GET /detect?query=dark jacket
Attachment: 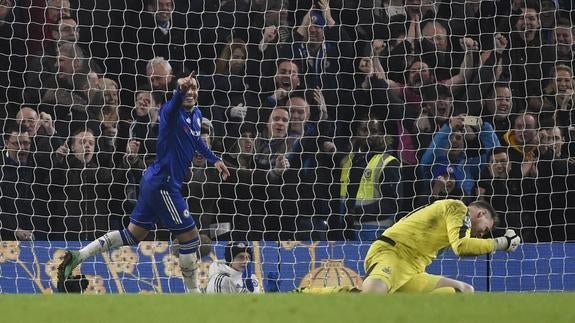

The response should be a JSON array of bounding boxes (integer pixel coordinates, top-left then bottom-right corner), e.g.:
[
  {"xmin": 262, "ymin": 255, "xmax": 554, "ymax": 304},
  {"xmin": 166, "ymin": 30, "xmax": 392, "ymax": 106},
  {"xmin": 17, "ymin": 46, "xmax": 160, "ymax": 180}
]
[{"xmin": 48, "ymin": 155, "xmax": 117, "ymax": 240}]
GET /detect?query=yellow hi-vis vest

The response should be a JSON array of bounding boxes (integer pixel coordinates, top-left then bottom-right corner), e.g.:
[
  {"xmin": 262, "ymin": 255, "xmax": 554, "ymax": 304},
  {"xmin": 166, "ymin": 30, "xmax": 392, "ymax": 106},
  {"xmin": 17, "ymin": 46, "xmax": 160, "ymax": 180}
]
[
  {"xmin": 339, "ymin": 153, "xmax": 354, "ymax": 198},
  {"xmin": 355, "ymin": 153, "xmax": 398, "ymax": 206}
]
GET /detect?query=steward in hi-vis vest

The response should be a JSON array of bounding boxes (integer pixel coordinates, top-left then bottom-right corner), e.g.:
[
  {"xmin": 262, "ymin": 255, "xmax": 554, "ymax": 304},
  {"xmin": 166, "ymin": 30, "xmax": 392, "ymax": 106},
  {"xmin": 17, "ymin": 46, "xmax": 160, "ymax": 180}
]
[{"xmin": 354, "ymin": 152, "xmax": 403, "ymax": 225}]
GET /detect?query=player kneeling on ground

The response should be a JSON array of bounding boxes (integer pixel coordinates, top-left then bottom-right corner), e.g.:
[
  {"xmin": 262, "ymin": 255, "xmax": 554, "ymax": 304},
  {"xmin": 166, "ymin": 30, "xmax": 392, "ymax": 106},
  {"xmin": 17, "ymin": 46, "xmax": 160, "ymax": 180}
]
[
  {"xmin": 206, "ymin": 242, "xmax": 260, "ymax": 293},
  {"xmin": 362, "ymin": 199, "xmax": 520, "ymax": 294}
]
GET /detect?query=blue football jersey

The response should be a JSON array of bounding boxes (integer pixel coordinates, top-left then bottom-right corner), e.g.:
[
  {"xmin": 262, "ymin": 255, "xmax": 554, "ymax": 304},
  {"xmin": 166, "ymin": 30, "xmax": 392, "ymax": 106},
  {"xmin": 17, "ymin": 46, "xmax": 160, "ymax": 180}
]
[{"xmin": 144, "ymin": 89, "xmax": 220, "ymax": 188}]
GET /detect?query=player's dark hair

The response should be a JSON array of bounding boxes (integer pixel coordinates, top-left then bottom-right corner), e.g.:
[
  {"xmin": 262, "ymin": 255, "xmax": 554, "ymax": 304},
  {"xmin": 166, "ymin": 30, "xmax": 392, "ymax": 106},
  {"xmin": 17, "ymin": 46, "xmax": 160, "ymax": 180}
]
[
  {"xmin": 470, "ymin": 200, "xmax": 500, "ymax": 227},
  {"xmin": 224, "ymin": 242, "xmax": 252, "ymax": 264}
]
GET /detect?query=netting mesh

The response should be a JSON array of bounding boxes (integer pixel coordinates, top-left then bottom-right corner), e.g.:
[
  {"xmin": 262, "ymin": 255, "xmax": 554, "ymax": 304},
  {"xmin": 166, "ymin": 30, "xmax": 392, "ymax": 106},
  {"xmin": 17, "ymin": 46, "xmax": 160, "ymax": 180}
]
[{"xmin": 1, "ymin": 0, "xmax": 575, "ymax": 293}]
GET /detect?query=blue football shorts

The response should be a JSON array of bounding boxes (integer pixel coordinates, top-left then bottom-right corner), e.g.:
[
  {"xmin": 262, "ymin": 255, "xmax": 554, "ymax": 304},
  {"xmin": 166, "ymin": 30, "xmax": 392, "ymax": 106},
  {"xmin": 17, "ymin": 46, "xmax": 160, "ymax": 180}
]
[{"xmin": 130, "ymin": 174, "xmax": 196, "ymax": 234}]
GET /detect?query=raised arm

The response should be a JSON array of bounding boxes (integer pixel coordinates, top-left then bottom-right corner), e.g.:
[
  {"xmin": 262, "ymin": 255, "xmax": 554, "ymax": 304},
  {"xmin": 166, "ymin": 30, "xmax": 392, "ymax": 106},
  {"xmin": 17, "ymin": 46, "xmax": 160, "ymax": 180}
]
[
  {"xmin": 370, "ymin": 40, "xmax": 402, "ymax": 93},
  {"xmin": 160, "ymin": 72, "xmax": 196, "ymax": 120},
  {"xmin": 445, "ymin": 203, "xmax": 496, "ymax": 256},
  {"xmin": 443, "ymin": 37, "xmax": 477, "ymax": 91}
]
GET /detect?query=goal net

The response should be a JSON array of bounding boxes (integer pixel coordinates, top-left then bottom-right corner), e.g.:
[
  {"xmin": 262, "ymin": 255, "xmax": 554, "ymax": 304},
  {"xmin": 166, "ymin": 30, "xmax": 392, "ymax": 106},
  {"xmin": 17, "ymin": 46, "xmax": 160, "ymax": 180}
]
[{"xmin": 1, "ymin": 0, "xmax": 574, "ymax": 293}]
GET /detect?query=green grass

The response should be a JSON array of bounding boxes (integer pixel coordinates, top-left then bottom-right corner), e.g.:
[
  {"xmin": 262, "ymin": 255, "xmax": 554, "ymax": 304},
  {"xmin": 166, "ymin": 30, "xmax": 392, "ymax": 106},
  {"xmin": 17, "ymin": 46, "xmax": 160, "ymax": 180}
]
[{"xmin": 1, "ymin": 293, "xmax": 574, "ymax": 323}]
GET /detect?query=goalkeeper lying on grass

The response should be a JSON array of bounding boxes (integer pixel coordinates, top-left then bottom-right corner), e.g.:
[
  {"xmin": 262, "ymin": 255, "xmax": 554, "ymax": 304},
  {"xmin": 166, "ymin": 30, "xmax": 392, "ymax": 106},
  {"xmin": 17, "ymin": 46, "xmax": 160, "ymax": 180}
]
[{"xmin": 360, "ymin": 199, "xmax": 520, "ymax": 294}]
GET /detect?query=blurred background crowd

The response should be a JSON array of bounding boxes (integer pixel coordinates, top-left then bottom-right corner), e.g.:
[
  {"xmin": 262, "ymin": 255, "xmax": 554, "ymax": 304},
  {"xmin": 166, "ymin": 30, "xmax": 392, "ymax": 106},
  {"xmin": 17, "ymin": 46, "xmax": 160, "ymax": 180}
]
[{"xmin": 1, "ymin": 0, "xmax": 575, "ymax": 242}]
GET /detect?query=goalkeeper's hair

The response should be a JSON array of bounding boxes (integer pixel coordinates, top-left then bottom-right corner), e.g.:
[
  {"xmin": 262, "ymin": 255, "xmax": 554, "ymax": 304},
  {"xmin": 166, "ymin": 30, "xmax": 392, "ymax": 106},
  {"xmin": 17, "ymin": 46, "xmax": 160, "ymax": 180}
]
[{"xmin": 469, "ymin": 200, "xmax": 500, "ymax": 227}]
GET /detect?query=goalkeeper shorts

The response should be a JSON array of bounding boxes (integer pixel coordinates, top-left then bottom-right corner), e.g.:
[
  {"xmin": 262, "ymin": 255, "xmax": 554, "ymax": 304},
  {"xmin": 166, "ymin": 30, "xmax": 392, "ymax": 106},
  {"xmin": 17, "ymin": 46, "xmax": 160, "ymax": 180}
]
[{"xmin": 364, "ymin": 238, "xmax": 441, "ymax": 293}]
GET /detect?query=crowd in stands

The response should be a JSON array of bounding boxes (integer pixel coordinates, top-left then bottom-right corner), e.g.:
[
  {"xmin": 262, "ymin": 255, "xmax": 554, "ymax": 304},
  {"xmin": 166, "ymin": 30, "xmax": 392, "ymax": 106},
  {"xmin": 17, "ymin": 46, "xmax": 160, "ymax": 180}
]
[{"xmin": 1, "ymin": 0, "xmax": 575, "ymax": 242}]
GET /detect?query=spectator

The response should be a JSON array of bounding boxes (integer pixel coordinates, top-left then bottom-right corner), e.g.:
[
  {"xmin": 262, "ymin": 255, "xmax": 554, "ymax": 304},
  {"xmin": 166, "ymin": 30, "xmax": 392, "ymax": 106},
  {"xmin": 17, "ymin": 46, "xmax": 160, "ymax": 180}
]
[
  {"xmin": 25, "ymin": 15, "xmax": 81, "ymax": 105},
  {"xmin": 292, "ymin": 0, "xmax": 355, "ymax": 109},
  {"xmin": 249, "ymin": 106, "xmax": 297, "ymax": 239},
  {"xmin": 261, "ymin": 59, "xmax": 301, "ymax": 109},
  {"xmin": 47, "ymin": 127, "xmax": 117, "ymax": 240},
  {"xmin": 0, "ymin": 123, "xmax": 35, "ymax": 240},
  {"xmin": 530, "ymin": 64, "xmax": 574, "ymax": 115},
  {"xmin": 0, "ymin": 0, "xmax": 27, "ymax": 107},
  {"xmin": 219, "ymin": 124, "xmax": 257, "ymax": 238},
  {"xmin": 253, "ymin": 0, "xmax": 293, "ymax": 74},
  {"xmin": 44, "ymin": 0, "xmax": 72, "ymax": 41},
  {"xmin": 15, "ymin": 106, "xmax": 63, "ymax": 164},
  {"xmin": 353, "ymin": 118, "xmax": 404, "ymax": 241},
  {"xmin": 118, "ymin": 86, "xmax": 159, "ymax": 170},
  {"xmin": 351, "ymin": 40, "xmax": 405, "ymax": 166},
  {"xmin": 287, "ymin": 95, "xmax": 311, "ymax": 138},
  {"xmin": 420, "ymin": 114, "xmax": 501, "ymax": 198},
  {"xmin": 483, "ymin": 83, "xmax": 513, "ymax": 141},
  {"xmin": 535, "ymin": 126, "xmax": 572, "ymax": 241},
  {"xmin": 222, "ymin": 124, "xmax": 256, "ymax": 170},
  {"xmin": 477, "ymin": 147, "xmax": 520, "ymax": 235},
  {"xmin": 404, "ymin": 0, "xmax": 436, "ymax": 20},
  {"xmin": 553, "ymin": 17, "xmax": 575, "ymax": 68},
  {"xmin": 540, "ymin": 0, "xmax": 558, "ymax": 44},
  {"xmin": 378, "ymin": 36, "xmax": 477, "ymax": 167},
  {"xmin": 416, "ymin": 84, "xmax": 453, "ymax": 152},
  {"xmin": 40, "ymin": 42, "xmax": 98, "ymax": 137},
  {"xmin": 122, "ymin": 0, "xmax": 191, "ymax": 79},
  {"xmin": 502, "ymin": 113, "xmax": 539, "ymax": 179},
  {"xmin": 218, "ymin": 122, "xmax": 293, "ymax": 240},
  {"xmin": 52, "ymin": 15, "xmax": 79, "ymax": 42},
  {"xmin": 502, "ymin": 0, "xmax": 556, "ymax": 112},
  {"xmin": 197, "ymin": 38, "xmax": 261, "ymax": 149},
  {"xmin": 285, "ymin": 91, "xmax": 334, "ymax": 239},
  {"xmin": 500, "ymin": 113, "xmax": 540, "ymax": 241},
  {"xmin": 330, "ymin": 115, "xmax": 372, "ymax": 239},
  {"xmin": 146, "ymin": 56, "xmax": 175, "ymax": 105},
  {"xmin": 191, "ymin": 0, "xmax": 250, "ymax": 74},
  {"xmin": 254, "ymin": 106, "xmax": 294, "ymax": 170},
  {"xmin": 94, "ymin": 77, "xmax": 120, "ymax": 166}
]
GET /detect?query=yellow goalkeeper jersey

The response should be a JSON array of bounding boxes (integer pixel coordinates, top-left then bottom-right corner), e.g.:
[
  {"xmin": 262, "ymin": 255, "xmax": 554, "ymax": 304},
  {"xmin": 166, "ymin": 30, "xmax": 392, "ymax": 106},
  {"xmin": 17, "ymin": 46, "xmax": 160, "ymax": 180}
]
[{"xmin": 383, "ymin": 199, "xmax": 495, "ymax": 267}]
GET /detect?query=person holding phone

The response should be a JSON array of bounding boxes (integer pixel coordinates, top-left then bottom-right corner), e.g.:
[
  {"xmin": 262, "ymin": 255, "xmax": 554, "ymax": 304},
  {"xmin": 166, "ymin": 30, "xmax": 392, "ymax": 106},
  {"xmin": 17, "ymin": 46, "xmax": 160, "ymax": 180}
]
[{"xmin": 420, "ymin": 113, "xmax": 500, "ymax": 198}]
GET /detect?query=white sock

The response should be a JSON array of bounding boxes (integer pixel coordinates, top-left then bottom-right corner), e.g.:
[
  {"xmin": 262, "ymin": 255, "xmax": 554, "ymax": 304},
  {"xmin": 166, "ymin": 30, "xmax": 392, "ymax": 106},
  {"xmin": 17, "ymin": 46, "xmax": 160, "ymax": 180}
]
[
  {"xmin": 179, "ymin": 252, "xmax": 199, "ymax": 292},
  {"xmin": 78, "ymin": 231, "xmax": 125, "ymax": 262}
]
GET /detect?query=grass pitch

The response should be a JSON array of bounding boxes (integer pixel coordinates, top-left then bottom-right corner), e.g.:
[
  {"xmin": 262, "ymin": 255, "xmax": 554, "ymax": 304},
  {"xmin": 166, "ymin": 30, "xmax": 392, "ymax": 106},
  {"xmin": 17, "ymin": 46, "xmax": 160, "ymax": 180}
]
[{"xmin": 1, "ymin": 293, "xmax": 573, "ymax": 323}]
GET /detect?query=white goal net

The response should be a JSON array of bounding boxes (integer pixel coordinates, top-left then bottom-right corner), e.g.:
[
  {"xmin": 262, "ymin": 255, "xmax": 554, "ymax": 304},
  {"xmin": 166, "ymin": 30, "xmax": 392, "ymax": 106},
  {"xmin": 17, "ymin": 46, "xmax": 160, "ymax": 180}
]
[{"xmin": 1, "ymin": 0, "xmax": 574, "ymax": 293}]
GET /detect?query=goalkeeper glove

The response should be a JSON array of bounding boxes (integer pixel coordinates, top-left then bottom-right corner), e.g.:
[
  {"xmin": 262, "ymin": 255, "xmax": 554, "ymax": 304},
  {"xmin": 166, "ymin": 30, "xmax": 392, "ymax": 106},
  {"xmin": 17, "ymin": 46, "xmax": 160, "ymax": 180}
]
[{"xmin": 494, "ymin": 229, "xmax": 521, "ymax": 252}]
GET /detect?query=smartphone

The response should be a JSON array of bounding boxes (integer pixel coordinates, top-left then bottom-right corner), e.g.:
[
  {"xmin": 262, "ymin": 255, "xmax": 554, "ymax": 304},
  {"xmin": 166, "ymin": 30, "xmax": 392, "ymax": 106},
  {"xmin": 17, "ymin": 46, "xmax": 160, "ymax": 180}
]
[{"xmin": 463, "ymin": 115, "xmax": 482, "ymax": 128}]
